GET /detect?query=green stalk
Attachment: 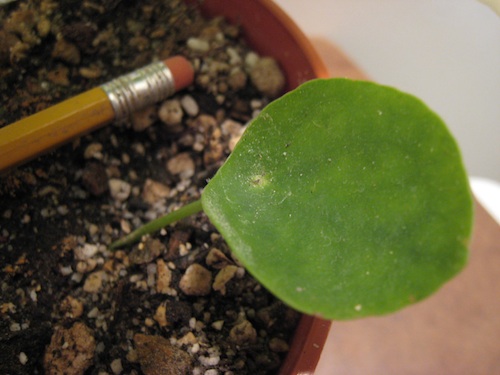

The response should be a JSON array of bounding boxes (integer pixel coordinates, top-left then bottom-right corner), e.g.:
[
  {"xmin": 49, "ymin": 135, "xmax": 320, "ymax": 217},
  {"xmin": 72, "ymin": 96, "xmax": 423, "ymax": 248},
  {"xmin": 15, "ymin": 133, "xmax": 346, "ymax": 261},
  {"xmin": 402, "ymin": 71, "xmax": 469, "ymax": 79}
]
[{"xmin": 109, "ymin": 199, "xmax": 203, "ymax": 250}]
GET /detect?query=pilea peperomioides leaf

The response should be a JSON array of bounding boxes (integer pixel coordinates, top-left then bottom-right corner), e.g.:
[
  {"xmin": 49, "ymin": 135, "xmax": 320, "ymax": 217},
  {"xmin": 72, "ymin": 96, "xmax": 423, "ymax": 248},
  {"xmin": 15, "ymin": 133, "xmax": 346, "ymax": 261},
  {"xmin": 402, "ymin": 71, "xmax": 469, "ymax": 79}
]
[{"xmin": 201, "ymin": 78, "xmax": 473, "ymax": 320}]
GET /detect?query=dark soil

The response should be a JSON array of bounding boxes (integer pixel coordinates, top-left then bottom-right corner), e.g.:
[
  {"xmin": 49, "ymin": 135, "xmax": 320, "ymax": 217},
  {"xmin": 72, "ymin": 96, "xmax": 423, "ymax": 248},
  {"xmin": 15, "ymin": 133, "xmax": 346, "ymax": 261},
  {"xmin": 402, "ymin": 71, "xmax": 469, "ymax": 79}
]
[{"xmin": 0, "ymin": 1, "xmax": 297, "ymax": 374}]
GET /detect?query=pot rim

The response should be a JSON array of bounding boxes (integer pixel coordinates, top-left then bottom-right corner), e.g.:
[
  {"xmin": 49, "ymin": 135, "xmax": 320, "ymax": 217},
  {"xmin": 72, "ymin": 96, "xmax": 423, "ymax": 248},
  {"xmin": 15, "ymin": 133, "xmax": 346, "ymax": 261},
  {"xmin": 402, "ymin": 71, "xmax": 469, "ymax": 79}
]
[{"xmin": 2, "ymin": 0, "xmax": 333, "ymax": 372}]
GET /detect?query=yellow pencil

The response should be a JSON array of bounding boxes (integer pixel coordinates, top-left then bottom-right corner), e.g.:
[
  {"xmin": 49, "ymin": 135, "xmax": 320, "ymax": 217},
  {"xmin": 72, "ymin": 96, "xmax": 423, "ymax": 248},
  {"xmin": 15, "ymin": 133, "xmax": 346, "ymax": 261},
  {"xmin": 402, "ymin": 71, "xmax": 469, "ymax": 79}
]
[{"xmin": 0, "ymin": 56, "xmax": 194, "ymax": 174}]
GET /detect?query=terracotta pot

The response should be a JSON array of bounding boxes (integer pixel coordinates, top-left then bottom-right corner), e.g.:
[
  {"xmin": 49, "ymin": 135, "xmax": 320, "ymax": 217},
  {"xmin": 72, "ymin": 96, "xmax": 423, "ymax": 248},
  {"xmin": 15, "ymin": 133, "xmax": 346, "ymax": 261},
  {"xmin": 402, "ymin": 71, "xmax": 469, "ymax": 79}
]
[
  {"xmin": 2, "ymin": 0, "xmax": 331, "ymax": 372},
  {"xmin": 193, "ymin": 1, "xmax": 332, "ymax": 374}
]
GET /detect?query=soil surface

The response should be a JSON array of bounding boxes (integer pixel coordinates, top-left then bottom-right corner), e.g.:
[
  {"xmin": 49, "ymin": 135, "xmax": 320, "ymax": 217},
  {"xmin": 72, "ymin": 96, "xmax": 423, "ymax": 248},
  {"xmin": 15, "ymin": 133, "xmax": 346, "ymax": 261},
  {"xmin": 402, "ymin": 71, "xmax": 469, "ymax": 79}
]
[{"xmin": 0, "ymin": 1, "xmax": 298, "ymax": 374}]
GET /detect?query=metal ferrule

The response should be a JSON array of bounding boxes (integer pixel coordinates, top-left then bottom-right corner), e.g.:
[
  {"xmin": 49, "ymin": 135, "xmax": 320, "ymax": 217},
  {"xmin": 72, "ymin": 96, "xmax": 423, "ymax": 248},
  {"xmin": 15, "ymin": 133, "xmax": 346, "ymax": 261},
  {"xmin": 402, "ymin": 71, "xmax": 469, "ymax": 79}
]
[{"xmin": 101, "ymin": 61, "xmax": 175, "ymax": 120}]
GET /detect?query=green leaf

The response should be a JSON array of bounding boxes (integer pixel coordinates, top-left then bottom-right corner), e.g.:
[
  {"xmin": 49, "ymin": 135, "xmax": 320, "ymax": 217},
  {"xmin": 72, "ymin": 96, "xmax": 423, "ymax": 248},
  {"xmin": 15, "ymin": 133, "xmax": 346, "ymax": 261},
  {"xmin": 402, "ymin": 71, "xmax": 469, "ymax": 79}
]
[{"xmin": 202, "ymin": 78, "xmax": 473, "ymax": 320}]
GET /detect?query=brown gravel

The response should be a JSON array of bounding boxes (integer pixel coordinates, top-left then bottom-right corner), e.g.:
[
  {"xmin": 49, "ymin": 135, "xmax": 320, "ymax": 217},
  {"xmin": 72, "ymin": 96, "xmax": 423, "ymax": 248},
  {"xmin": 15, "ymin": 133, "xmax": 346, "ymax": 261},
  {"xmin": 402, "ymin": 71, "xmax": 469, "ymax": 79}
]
[
  {"xmin": 0, "ymin": 1, "xmax": 299, "ymax": 374},
  {"xmin": 134, "ymin": 333, "xmax": 193, "ymax": 375},
  {"xmin": 43, "ymin": 322, "xmax": 96, "ymax": 375}
]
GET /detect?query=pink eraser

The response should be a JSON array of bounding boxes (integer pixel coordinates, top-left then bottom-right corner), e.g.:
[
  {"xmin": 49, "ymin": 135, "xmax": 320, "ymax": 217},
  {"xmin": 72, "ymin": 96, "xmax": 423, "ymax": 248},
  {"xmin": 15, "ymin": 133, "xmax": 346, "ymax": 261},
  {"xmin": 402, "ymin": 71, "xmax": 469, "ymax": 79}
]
[{"xmin": 164, "ymin": 56, "xmax": 194, "ymax": 92}]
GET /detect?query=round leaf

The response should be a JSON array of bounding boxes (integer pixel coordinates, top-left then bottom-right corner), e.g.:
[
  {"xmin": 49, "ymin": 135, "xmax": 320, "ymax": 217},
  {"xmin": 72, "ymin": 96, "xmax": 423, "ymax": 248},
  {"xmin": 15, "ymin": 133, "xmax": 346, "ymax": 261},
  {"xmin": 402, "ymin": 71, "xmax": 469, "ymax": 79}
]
[{"xmin": 201, "ymin": 79, "xmax": 473, "ymax": 320}]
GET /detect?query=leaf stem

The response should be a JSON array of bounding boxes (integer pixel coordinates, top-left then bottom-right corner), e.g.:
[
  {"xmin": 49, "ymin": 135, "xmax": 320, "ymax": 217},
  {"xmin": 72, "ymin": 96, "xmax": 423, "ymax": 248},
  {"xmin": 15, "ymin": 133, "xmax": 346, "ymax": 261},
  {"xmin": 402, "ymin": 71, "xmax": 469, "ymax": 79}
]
[{"xmin": 109, "ymin": 199, "xmax": 203, "ymax": 250}]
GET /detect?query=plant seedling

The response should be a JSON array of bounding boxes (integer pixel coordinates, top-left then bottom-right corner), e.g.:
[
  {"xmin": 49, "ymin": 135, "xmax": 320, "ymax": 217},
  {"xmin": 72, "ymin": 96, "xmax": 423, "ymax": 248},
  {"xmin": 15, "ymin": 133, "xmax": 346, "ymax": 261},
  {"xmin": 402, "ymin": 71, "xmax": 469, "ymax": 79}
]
[{"xmin": 110, "ymin": 78, "xmax": 473, "ymax": 320}]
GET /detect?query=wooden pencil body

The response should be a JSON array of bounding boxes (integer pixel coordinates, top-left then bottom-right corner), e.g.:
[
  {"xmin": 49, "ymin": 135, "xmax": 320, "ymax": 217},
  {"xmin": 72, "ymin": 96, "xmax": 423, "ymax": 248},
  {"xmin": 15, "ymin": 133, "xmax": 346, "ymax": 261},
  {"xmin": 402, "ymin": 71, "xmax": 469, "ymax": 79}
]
[{"xmin": 0, "ymin": 87, "xmax": 114, "ymax": 173}]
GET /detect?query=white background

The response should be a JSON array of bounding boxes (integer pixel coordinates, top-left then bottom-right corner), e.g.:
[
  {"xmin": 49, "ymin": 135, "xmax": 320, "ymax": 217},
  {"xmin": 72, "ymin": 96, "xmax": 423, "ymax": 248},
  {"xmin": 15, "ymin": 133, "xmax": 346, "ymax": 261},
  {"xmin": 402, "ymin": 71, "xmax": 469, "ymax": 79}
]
[{"xmin": 275, "ymin": 0, "xmax": 500, "ymax": 183}]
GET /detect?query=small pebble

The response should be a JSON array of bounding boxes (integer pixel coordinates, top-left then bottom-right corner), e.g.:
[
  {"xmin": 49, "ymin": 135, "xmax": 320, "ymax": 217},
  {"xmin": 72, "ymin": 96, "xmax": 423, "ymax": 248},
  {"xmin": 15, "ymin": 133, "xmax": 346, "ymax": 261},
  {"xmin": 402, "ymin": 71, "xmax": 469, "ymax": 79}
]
[
  {"xmin": 40, "ymin": 207, "xmax": 55, "ymax": 218},
  {"xmin": 226, "ymin": 47, "xmax": 242, "ymax": 65},
  {"xmin": 200, "ymin": 25, "xmax": 221, "ymax": 41},
  {"xmin": 228, "ymin": 68, "xmax": 247, "ymax": 91},
  {"xmin": 156, "ymin": 259, "xmax": 176, "ymax": 295},
  {"xmin": 142, "ymin": 179, "xmax": 170, "ymax": 205},
  {"xmin": 250, "ymin": 99, "xmax": 264, "ymax": 110},
  {"xmin": 129, "ymin": 35, "xmax": 150, "ymax": 51},
  {"xmin": 46, "ymin": 66, "xmax": 70, "ymax": 86},
  {"xmin": 43, "ymin": 322, "xmax": 96, "ymax": 375},
  {"xmin": 57, "ymin": 205, "xmax": 69, "ymax": 215},
  {"xmin": 60, "ymin": 295, "xmax": 84, "ymax": 319},
  {"xmin": 79, "ymin": 66, "xmax": 102, "ymax": 79},
  {"xmin": 229, "ymin": 320, "xmax": 257, "ymax": 345},
  {"xmin": 212, "ymin": 265, "xmax": 238, "ymax": 295},
  {"xmin": 166, "ymin": 152, "xmax": 195, "ymax": 179},
  {"xmin": 177, "ymin": 332, "xmax": 197, "ymax": 346},
  {"xmin": 121, "ymin": 153, "xmax": 130, "ymax": 165},
  {"xmin": 84, "ymin": 143, "xmax": 103, "ymax": 160},
  {"xmin": 132, "ymin": 142, "xmax": 146, "ymax": 156},
  {"xmin": 205, "ymin": 248, "xmax": 232, "ymax": 269},
  {"xmin": 211, "ymin": 320, "xmax": 224, "ymax": 331},
  {"xmin": 59, "ymin": 265, "xmax": 73, "ymax": 276},
  {"xmin": 199, "ymin": 355, "xmax": 220, "ymax": 367},
  {"xmin": 0, "ymin": 30, "xmax": 19, "ymax": 65},
  {"xmin": 250, "ymin": 57, "xmax": 285, "ymax": 98},
  {"xmin": 132, "ymin": 106, "xmax": 157, "ymax": 132},
  {"xmin": 245, "ymin": 51, "xmax": 259, "ymax": 69},
  {"xmin": 126, "ymin": 349, "xmax": 138, "ymax": 363},
  {"xmin": 71, "ymin": 273, "xmax": 83, "ymax": 283},
  {"xmin": 221, "ymin": 119, "xmax": 244, "ymax": 137},
  {"xmin": 1, "ymin": 302, "xmax": 16, "ymax": 314},
  {"xmin": 76, "ymin": 259, "xmax": 97, "ymax": 274},
  {"xmin": 129, "ymin": 238, "xmax": 165, "ymax": 265},
  {"xmin": 180, "ymin": 95, "xmax": 199, "ymax": 117},
  {"xmin": 154, "ymin": 303, "xmax": 168, "ymax": 327},
  {"xmin": 228, "ymin": 134, "xmax": 242, "ymax": 151},
  {"xmin": 191, "ymin": 114, "xmax": 217, "ymax": 132},
  {"xmin": 134, "ymin": 333, "xmax": 192, "ymax": 375},
  {"xmin": 36, "ymin": 17, "xmax": 51, "ymax": 37},
  {"xmin": 158, "ymin": 99, "xmax": 183, "ymax": 126},
  {"xmin": 19, "ymin": 352, "xmax": 28, "ymax": 365},
  {"xmin": 203, "ymin": 128, "xmax": 224, "ymax": 166},
  {"xmin": 146, "ymin": 263, "xmax": 157, "ymax": 287},
  {"xmin": 187, "ymin": 37, "xmax": 210, "ymax": 52},
  {"xmin": 269, "ymin": 337, "xmax": 289, "ymax": 353},
  {"xmin": 83, "ymin": 271, "xmax": 105, "ymax": 293},
  {"xmin": 52, "ymin": 38, "xmax": 81, "ymax": 65},
  {"xmin": 81, "ymin": 162, "xmax": 108, "ymax": 196},
  {"xmin": 74, "ymin": 243, "xmax": 99, "ymax": 260},
  {"xmin": 110, "ymin": 358, "xmax": 123, "ymax": 374},
  {"xmin": 179, "ymin": 264, "xmax": 212, "ymax": 296},
  {"xmin": 108, "ymin": 179, "xmax": 131, "ymax": 202},
  {"xmin": 95, "ymin": 342, "xmax": 105, "ymax": 354}
]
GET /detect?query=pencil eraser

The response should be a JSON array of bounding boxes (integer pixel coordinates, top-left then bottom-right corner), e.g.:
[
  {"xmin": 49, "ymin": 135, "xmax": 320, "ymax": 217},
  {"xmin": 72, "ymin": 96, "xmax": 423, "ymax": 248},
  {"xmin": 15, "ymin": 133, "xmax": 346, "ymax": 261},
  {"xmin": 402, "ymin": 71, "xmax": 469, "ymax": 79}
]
[{"xmin": 164, "ymin": 56, "xmax": 194, "ymax": 92}]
